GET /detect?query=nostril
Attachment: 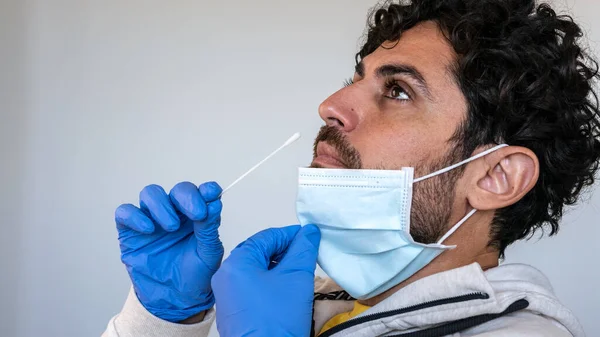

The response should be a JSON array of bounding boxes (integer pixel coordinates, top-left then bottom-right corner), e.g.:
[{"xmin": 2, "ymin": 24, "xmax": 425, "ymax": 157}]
[{"xmin": 327, "ymin": 117, "xmax": 345, "ymax": 129}]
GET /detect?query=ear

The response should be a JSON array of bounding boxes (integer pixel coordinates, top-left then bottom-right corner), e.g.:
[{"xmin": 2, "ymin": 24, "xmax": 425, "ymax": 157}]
[{"xmin": 467, "ymin": 146, "xmax": 539, "ymax": 211}]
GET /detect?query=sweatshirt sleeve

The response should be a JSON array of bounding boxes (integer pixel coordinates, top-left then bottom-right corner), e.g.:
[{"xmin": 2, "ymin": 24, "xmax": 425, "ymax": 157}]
[{"xmin": 102, "ymin": 288, "xmax": 214, "ymax": 337}]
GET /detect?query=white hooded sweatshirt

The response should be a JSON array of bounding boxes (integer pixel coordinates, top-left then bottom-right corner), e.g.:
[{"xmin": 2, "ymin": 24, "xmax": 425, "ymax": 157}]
[{"xmin": 103, "ymin": 263, "xmax": 585, "ymax": 337}]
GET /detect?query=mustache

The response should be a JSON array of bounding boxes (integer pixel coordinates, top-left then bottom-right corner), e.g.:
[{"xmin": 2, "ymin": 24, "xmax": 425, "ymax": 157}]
[{"xmin": 313, "ymin": 126, "xmax": 362, "ymax": 169}]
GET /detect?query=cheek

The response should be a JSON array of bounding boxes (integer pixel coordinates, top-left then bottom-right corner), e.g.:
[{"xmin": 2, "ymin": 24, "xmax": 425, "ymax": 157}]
[{"xmin": 353, "ymin": 126, "xmax": 425, "ymax": 169}]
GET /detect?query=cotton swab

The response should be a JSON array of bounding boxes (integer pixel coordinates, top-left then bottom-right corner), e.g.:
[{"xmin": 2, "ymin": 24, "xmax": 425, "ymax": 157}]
[{"xmin": 220, "ymin": 132, "xmax": 301, "ymax": 196}]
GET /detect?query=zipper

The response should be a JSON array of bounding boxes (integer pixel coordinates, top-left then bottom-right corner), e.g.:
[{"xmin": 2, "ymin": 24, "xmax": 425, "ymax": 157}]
[
  {"xmin": 387, "ymin": 299, "xmax": 529, "ymax": 337},
  {"xmin": 318, "ymin": 292, "xmax": 490, "ymax": 337}
]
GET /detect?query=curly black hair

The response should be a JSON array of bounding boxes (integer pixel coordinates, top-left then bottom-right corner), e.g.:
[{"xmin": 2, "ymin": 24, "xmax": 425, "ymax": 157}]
[{"xmin": 358, "ymin": 0, "xmax": 600, "ymax": 256}]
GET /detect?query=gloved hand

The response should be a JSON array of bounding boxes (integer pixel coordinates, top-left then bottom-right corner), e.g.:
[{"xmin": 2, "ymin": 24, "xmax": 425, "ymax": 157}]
[
  {"xmin": 212, "ymin": 225, "xmax": 321, "ymax": 337},
  {"xmin": 115, "ymin": 181, "xmax": 224, "ymax": 322}
]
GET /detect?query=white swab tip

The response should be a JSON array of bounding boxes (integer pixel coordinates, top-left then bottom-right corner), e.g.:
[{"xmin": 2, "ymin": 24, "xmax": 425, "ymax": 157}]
[{"xmin": 283, "ymin": 132, "xmax": 301, "ymax": 146}]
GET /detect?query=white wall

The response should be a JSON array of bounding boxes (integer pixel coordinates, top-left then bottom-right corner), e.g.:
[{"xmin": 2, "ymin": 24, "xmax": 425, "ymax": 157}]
[
  {"xmin": 1, "ymin": 2, "xmax": 27, "ymax": 337},
  {"xmin": 0, "ymin": 0, "xmax": 597, "ymax": 336}
]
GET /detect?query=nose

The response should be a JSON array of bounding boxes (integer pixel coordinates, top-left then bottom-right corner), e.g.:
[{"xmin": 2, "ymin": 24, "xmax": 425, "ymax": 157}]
[{"xmin": 318, "ymin": 88, "xmax": 360, "ymax": 132}]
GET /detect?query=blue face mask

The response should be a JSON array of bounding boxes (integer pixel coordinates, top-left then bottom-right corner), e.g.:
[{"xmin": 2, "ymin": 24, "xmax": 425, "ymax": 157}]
[{"xmin": 296, "ymin": 144, "xmax": 507, "ymax": 300}]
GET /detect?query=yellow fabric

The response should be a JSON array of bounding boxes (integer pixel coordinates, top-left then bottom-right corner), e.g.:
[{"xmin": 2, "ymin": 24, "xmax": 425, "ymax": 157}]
[{"xmin": 318, "ymin": 301, "xmax": 372, "ymax": 335}]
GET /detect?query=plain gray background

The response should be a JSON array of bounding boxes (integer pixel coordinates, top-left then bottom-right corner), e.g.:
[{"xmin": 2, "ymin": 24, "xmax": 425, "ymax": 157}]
[{"xmin": 1, "ymin": 0, "xmax": 598, "ymax": 336}]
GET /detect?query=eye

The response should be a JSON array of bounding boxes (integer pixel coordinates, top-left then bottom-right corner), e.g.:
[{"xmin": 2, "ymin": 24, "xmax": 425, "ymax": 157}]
[
  {"xmin": 389, "ymin": 86, "xmax": 410, "ymax": 100},
  {"xmin": 384, "ymin": 79, "xmax": 411, "ymax": 101},
  {"xmin": 343, "ymin": 78, "xmax": 354, "ymax": 87}
]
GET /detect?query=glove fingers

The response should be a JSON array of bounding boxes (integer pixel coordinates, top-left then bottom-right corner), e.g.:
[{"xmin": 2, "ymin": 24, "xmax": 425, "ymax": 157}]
[
  {"xmin": 277, "ymin": 225, "xmax": 320, "ymax": 272},
  {"xmin": 169, "ymin": 182, "xmax": 208, "ymax": 221},
  {"xmin": 139, "ymin": 184, "xmax": 180, "ymax": 232},
  {"xmin": 193, "ymin": 200, "xmax": 224, "ymax": 270},
  {"xmin": 115, "ymin": 203, "xmax": 155, "ymax": 234},
  {"xmin": 231, "ymin": 225, "xmax": 302, "ymax": 270},
  {"xmin": 198, "ymin": 181, "xmax": 222, "ymax": 202}
]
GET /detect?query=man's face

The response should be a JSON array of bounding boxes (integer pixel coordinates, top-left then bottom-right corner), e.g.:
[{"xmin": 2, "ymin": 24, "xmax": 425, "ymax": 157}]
[{"xmin": 312, "ymin": 21, "xmax": 470, "ymax": 243}]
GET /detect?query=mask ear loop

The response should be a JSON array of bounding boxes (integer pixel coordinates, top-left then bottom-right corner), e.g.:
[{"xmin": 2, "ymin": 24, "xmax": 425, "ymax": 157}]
[
  {"xmin": 437, "ymin": 209, "xmax": 477, "ymax": 244},
  {"xmin": 412, "ymin": 144, "xmax": 508, "ymax": 244},
  {"xmin": 414, "ymin": 144, "xmax": 508, "ymax": 183}
]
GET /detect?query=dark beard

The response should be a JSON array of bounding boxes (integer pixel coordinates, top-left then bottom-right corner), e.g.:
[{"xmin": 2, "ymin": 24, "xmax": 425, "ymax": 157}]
[
  {"xmin": 410, "ymin": 146, "xmax": 466, "ymax": 244},
  {"xmin": 311, "ymin": 126, "xmax": 362, "ymax": 169}
]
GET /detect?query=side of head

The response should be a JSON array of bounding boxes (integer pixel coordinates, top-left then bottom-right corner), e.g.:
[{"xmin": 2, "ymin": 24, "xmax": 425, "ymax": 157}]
[{"xmin": 317, "ymin": 0, "xmax": 600, "ymax": 257}]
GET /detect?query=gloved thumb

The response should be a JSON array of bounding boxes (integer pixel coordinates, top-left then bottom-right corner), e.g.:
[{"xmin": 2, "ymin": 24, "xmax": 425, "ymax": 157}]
[
  {"xmin": 230, "ymin": 225, "xmax": 302, "ymax": 270},
  {"xmin": 277, "ymin": 224, "xmax": 320, "ymax": 272}
]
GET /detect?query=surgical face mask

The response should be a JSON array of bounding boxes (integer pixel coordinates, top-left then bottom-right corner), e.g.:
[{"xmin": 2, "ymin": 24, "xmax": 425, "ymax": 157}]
[{"xmin": 296, "ymin": 144, "xmax": 507, "ymax": 300}]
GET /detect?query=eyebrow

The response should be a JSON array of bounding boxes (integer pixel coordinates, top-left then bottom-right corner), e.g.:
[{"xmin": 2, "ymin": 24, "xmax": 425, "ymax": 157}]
[{"xmin": 355, "ymin": 61, "xmax": 433, "ymax": 101}]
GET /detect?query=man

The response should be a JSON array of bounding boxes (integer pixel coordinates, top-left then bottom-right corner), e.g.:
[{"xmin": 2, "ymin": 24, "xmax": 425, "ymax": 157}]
[{"xmin": 104, "ymin": 0, "xmax": 599, "ymax": 336}]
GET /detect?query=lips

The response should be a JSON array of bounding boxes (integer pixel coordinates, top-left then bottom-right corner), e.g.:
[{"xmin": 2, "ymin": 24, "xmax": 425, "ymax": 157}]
[{"xmin": 312, "ymin": 142, "xmax": 347, "ymax": 168}]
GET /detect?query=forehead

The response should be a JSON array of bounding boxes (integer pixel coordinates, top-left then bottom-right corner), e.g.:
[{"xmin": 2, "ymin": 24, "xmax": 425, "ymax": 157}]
[{"xmin": 360, "ymin": 21, "xmax": 457, "ymax": 88}]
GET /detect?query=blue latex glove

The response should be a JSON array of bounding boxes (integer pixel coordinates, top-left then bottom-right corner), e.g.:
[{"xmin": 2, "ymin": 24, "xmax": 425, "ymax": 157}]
[
  {"xmin": 212, "ymin": 225, "xmax": 321, "ymax": 337},
  {"xmin": 115, "ymin": 182, "xmax": 224, "ymax": 322}
]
